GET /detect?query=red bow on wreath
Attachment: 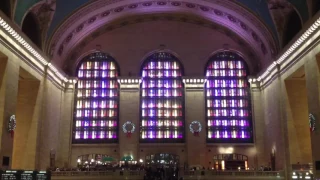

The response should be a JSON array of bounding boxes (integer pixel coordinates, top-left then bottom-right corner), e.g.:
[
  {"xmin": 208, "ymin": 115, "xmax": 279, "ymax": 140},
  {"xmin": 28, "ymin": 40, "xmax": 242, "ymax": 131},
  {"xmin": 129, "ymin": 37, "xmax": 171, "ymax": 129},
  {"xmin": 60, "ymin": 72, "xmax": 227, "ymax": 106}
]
[
  {"xmin": 8, "ymin": 115, "xmax": 16, "ymax": 138},
  {"xmin": 126, "ymin": 132, "xmax": 132, "ymax": 138},
  {"xmin": 194, "ymin": 131, "xmax": 199, "ymax": 136},
  {"xmin": 9, "ymin": 130, "xmax": 14, "ymax": 138}
]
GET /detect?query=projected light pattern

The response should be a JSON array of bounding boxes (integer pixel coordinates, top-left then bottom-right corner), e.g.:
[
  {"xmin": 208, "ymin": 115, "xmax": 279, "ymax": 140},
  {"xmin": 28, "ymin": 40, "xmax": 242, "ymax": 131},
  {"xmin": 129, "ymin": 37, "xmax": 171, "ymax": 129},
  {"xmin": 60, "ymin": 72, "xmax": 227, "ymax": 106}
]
[
  {"xmin": 73, "ymin": 52, "xmax": 119, "ymax": 143},
  {"xmin": 205, "ymin": 51, "xmax": 252, "ymax": 143},
  {"xmin": 140, "ymin": 52, "xmax": 184, "ymax": 143}
]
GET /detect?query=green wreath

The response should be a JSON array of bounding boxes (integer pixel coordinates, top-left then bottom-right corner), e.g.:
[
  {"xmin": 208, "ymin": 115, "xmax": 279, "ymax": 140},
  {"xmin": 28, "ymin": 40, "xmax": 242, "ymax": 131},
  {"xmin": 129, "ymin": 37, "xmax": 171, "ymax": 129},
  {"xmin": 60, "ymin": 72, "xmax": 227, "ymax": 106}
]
[
  {"xmin": 8, "ymin": 115, "xmax": 16, "ymax": 132},
  {"xmin": 309, "ymin": 114, "xmax": 316, "ymax": 132}
]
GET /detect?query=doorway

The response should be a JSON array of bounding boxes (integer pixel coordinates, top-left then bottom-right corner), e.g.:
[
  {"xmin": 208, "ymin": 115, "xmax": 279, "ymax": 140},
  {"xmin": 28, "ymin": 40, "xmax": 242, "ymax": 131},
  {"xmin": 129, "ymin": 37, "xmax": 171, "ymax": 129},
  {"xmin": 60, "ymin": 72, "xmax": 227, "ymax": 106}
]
[
  {"xmin": 212, "ymin": 154, "xmax": 248, "ymax": 170},
  {"xmin": 145, "ymin": 153, "xmax": 179, "ymax": 168}
]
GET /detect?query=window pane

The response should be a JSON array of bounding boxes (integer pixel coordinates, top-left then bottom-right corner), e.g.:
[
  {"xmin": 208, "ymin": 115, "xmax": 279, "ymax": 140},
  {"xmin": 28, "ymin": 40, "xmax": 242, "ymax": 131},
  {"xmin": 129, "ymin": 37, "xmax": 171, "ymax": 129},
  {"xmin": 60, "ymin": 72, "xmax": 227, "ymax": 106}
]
[
  {"xmin": 140, "ymin": 52, "xmax": 184, "ymax": 143},
  {"xmin": 73, "ymin": 52, "xmax": 119, "ymax": 144},
  {"xmin": 205, "ymin": 52, "xmax": 253, "ymax": 143}
]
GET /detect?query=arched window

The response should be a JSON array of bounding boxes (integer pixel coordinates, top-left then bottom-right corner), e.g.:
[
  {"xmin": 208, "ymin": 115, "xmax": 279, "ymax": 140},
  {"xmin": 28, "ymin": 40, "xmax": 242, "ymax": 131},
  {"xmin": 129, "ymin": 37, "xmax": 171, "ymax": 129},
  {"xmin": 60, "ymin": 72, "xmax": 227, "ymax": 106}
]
[
  {"xmin": 205, "ymin": 51, "xmax": 253, "ymax": 143},
  {"xmin": 283, "ymin": 10, "xmax": 302, "ymax": 47},
  {"xmin": 0, "ymin": 0, "xmax": 11, "ymax": 18},
  {"xmin": 312, "ymin": 0, "xmax": 320, "ymax": 16},
  {"xmin": 22, "ymin": 12, "xmax": 42, "ymax": 48},
  {"xmin": 73, "ymin": 52, "xmax": 119, "ymax": 144},
  {"xmin": 140, "ymin": 52, "xmax": 184, "ymax": 143}
]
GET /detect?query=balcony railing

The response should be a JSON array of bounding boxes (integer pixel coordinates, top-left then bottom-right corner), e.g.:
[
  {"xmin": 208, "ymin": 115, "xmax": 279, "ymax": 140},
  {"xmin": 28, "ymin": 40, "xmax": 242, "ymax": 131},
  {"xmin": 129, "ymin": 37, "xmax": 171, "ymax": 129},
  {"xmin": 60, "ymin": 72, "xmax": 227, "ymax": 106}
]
[{"xmin": 52, "ymin": 170, "xmax": 284, "ymax": 179}]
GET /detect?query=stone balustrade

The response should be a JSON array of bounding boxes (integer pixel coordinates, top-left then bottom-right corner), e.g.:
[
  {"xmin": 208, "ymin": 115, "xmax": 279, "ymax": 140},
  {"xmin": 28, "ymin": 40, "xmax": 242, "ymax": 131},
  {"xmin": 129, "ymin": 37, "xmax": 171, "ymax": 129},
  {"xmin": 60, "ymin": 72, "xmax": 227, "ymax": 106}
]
[{"xmin": 51, "ymin": 170, "xmax": 285, "ymax": 180}]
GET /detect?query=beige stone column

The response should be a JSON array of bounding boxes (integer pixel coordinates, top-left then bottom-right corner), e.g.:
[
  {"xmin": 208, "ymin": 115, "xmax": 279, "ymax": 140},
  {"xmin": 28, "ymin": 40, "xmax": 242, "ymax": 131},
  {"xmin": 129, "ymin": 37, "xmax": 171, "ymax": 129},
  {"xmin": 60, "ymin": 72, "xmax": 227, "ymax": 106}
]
[
  {"xmin": 57, "ymin": 83, "xmax": 75, "ymax": 168},
  {"xmin": 184, "ymin": 79, "xmax": 206, "ymax": 167},
  {"xmin": 261, "ymin": 67, "xmax": 291, "ymax": 179},
  {"xmin": 0, "ymin": 54, "xmax": 19, "ymax": 168},
  {"xmin": 305, "ymin": 55, "xmax": 320, "ymax": 178},
  {"xmin": 118, "ymin": 79, "xmax": 140, "ymax": 162},
  {"xmin": 250, "ymin": 81, "xmax": 267, "ymax": 167}
]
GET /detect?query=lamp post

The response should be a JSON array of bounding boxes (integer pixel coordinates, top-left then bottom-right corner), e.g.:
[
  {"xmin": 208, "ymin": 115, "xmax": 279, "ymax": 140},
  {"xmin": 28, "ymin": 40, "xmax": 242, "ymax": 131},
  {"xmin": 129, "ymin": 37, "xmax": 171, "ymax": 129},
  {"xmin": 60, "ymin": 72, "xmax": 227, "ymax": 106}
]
[{"xmin": 77, "ymin": 159, "xmax": 81, "ymax": 168}]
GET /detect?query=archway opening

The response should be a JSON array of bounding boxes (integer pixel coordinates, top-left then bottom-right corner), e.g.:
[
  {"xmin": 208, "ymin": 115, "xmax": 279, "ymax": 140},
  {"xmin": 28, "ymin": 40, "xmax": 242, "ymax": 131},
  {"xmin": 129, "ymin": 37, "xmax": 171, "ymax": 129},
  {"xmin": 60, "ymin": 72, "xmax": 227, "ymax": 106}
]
[
  {"xmin": 312, "ymin": 0, "xmax": 320, "ymax": 15},
  {"xmin": 22, "ymin": 12, "xmax": 42, "ymax": 48},
  {"xmin": 283, "ymin": 10, "xmax": 302, "ymax": 47},
  {"xmin": 0, "ymin": 0, "xmax": 11, "ymax": 18},
  {"xmin": 212, "ymin": 154, "xmax": 248, "ymax": 170},
  {"xmin": 145, "ymin": 153, "xmax": 179, "ymax": 168},
  {"xmin": 76, "ymin": 154, "xmax": 117, "ymax": 171}
]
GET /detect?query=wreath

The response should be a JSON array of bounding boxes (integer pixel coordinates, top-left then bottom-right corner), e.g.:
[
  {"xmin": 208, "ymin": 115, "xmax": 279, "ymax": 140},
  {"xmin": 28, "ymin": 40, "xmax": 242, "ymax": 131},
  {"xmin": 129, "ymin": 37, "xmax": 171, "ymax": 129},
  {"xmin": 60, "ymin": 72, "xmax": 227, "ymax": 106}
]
[
  {"xmin": 189, "ymin": 121, "xmax": 202, "ymax": 136},
  {"xmin": 8, "ymin": 115, "xmax": 16, "ymax": 138},
  {"xmin": 309, "ymin": 114, "xmax": 316, "ymax": 132},
  {"xmin": 123, "ymin": 121, "xmax": 135, "ymax": 137}
]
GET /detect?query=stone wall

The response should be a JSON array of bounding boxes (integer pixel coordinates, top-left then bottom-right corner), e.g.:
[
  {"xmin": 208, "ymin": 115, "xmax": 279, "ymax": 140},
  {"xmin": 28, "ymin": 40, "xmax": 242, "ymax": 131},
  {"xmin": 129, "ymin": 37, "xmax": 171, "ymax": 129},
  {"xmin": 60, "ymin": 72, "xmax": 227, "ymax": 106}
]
[{"xmin": 0, "ymin": 44, "xmax": 63, "ymax": 170}]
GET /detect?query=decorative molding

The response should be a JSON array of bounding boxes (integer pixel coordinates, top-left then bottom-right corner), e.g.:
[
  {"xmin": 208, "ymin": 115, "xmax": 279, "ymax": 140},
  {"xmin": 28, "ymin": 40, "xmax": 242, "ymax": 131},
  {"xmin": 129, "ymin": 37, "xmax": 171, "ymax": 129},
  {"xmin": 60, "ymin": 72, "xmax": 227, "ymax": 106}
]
[
  {"xmin": 256, "ymin": 16, "xmax": 320, "ymax": 88},
  {"xmin": 0, "ymin": 14, "xmax": 68, "ymax": 90},
  {"xmin": 117, "ymin": 77, "xmax": 141, "ymax": 84},
  {"xmin": 183, "ymin": 77, "xmax": 206, "ymax": 90}
]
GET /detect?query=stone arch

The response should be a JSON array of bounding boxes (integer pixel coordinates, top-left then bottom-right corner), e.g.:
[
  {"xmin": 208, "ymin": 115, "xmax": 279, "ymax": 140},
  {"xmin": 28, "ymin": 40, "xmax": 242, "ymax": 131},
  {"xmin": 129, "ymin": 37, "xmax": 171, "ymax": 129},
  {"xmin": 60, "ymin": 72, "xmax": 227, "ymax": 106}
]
[{"xmin": 145, "ymin": 153, "xmax": 180, "ymax": 167}]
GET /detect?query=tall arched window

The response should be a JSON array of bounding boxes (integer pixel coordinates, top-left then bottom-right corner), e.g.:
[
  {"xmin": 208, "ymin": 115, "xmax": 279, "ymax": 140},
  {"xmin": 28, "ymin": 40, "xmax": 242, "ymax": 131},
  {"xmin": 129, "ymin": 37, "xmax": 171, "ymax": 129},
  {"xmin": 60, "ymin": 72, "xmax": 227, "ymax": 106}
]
[
  {"xmin": 283, "ymin": 10, "xmax": 302, "ymax": 47},
  {"xmin": 205, "ymin": 51, "xmax": 253, "ymax": 143},
  {"xmin": 22, "ymin": 12, "xmax": 42, "ymax": 48},
  {"xmin": 0, "ymin": 0, "xmax": 11, "ymax": 18},
  {"xmin": 73, "ymin": 52, "xmax": 119, "ymax": 144},
  {"xmin": 140, "ymin": 52, "xmax": 184, "ymax": 143}
]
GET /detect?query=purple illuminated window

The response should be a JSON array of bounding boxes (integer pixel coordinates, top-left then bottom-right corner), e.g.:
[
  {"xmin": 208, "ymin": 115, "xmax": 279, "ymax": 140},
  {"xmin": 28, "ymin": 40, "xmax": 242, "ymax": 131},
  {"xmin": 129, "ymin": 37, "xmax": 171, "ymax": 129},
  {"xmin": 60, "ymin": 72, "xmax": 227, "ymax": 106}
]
[
  {"xmin": 205, "ymin": 51, "xmax": 253, "ymax": 143},
  {"xmin": 73, "ymin": 52, "xmax": 119, "ymax": 144},
  {"xmin": 140, "ymin": 52, "xmax": 184, "ymax": 143}
]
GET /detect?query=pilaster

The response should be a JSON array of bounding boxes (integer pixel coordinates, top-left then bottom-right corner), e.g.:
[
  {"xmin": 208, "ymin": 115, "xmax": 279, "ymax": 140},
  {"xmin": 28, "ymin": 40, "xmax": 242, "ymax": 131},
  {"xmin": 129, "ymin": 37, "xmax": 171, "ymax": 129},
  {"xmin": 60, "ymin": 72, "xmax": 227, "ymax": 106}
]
[{"xmin": 0, "ymin": 54, "xmax": 19, "ymax": 168}]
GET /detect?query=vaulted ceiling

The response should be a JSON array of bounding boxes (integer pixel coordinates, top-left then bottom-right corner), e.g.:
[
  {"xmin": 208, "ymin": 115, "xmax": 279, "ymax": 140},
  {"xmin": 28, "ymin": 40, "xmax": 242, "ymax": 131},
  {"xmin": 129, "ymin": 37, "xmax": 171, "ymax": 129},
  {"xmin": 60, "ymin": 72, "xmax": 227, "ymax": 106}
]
[
  {"xmin": 14, "ymin": 0, "xmax": 310, "ymax": 39},
  {"xmin": 10, "ymin": 0, "xmax": 312, "ymax": 75}
]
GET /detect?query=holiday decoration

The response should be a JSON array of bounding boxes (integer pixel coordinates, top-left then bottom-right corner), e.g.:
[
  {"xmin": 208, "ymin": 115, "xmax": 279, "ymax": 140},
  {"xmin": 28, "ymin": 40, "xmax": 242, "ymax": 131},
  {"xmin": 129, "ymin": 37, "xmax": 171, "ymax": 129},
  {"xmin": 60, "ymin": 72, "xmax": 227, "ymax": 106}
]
[
  {"xmin": 8, "ymin": 115, "xmax": 16, "ymax": 138},
  {"xmin": 309, "ymin": 114, "xmax": 316, "ymax": 132},
  {"xmin": 123, "ymin": 121, "xmax": 135, "ymax": 137},
  {"xmin": 189, "ymin": 121, "xmax": 202, "ymax": 136}
]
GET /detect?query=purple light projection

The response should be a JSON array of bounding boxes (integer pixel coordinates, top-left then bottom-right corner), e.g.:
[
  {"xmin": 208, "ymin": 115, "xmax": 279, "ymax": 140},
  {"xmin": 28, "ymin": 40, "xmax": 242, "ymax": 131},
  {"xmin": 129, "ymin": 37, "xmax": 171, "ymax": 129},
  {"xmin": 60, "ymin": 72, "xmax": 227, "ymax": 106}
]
[
  {"xmin": 205, "ymin": 52, "xmax": 252, "ymax": 143},
  {"xmin": 140, "ymin": 52, "xmax": 184, "ymax": 143},
  {"xmin": 73, "ymin": 52, "xmax": 119, "ymax": 143}
]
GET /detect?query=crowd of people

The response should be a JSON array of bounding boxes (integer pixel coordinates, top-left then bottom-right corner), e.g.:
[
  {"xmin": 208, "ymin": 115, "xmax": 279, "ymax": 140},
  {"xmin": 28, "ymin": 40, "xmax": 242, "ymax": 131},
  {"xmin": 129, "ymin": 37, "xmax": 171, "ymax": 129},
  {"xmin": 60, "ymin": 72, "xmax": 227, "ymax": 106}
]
[{"xmin": 143, "ymin": 166, "xmax": 182, "ymax": 180}]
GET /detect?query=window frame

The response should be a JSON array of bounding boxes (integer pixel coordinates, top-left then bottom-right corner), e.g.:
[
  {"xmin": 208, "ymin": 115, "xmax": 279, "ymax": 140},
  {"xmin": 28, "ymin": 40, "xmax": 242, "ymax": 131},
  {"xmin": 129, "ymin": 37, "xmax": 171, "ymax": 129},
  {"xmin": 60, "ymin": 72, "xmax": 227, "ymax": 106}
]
[
  {"xmin": 139, "ymin": 51, "xmax": 185, "ymax": 143},
  {"xmin": 205, "ymin": 51, "xmax": 253, "ymax": 143},
  {"xmin": 72, "ymin": 52, "xmax": 120, "ymax": 144}
]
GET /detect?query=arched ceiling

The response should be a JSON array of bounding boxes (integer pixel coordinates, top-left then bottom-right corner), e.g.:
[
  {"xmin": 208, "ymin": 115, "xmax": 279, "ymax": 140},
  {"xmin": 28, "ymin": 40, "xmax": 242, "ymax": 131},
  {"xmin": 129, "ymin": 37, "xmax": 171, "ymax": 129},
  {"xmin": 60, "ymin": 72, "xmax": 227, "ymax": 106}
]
[
  {"xmin": 15, "ymin": 0, "xmax": 310, "ymax": 38},
  {"xmin": 44, "ymin": 0, "xmax": 278, "ymax": 72},
  {"xmin": 15, "ymin": 0, "xmax": 280, "ymax": 37},
  {"xmin": 64, "ymin": 13, "xmax": 260, "ymax": 76},
  {"xmin": 12, "ymin": 0, "xmax": 288, "ymax": 75}
]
